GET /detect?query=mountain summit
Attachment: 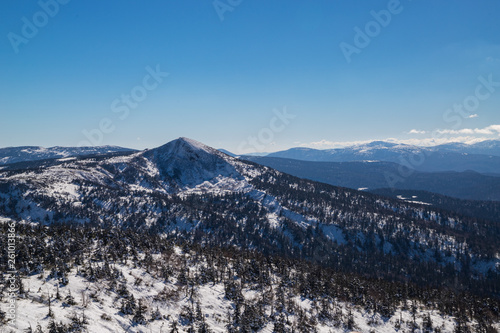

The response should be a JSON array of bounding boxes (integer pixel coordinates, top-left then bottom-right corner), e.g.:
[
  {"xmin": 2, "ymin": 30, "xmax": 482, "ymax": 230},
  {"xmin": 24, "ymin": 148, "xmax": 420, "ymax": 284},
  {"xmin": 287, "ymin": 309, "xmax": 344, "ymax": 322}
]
[{"xmin": 142, "ymin": 137, "xmax": 244, "ymax": 188}]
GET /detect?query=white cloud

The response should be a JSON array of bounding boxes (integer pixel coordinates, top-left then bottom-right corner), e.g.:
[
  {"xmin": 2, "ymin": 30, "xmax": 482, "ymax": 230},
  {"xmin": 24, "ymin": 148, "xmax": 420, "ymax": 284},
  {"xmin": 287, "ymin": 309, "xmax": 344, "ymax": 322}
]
[
  {"xmin": 300, "ymin": 136, "xmax": 493, "ymax": 149},
  {"xmin": 301, "ymin": 139, "xmax": 375, "ymax": 149},
  {"xmin": 437, "ymin": 129, "xmax": 473, "ymax": 134},
  {"xmin": 297, "ymin": 124, "xmax": 500, "ymax": 150},
  {"xmin": 487, "ymin": 124, "xmax": 500, "ymax": 133},
  {"xmin": 394, "ymin": 136, "xmax": 490, "ymax": 146},
  {"xmin": 408, "ymin": 129, "xmax": 426, "ymax": 134},
  {"xmin": 436, "ymin": 124, "xmax": 500, "ymax": 135},
  {"xmin": 467, "ymin": 114, "xmax": 478, "ymax": 118}
]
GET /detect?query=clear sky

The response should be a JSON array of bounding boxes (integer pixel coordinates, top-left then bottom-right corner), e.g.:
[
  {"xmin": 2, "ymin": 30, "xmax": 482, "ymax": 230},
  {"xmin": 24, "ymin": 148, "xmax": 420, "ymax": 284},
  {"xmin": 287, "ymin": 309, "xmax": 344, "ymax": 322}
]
[{"xmin": 1, "ymin": 0, "xmax": 500, "ymax": 153}]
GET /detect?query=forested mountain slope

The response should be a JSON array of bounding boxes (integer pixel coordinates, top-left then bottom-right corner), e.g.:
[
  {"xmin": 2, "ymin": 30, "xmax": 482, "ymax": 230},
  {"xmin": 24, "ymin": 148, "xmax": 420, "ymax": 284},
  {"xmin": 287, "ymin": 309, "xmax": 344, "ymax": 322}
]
[{"xmin": 0, "ymin": 138, "xmax": 498, "ymax": 298}]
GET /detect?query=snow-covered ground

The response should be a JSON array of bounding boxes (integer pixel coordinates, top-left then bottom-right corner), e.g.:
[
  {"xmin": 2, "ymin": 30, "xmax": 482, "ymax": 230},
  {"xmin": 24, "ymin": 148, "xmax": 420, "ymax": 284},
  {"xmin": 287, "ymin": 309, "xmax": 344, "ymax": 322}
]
[{"xmin": 1, "ymin": 246, "xmax": 487, "ymax": 333}]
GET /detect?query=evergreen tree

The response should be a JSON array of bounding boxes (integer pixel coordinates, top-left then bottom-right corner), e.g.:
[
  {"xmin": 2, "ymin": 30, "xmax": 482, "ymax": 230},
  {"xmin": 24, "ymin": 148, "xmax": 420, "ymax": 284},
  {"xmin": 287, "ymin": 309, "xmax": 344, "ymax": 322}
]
[
  {"xmin": 47, "ymin": 297, "xmax": 54, "ymax": 318},
  {"xmin": 64, "ymin": 291, "xmax": 76, "ymax": 306},
  {"xmin": 273, "ymin": 313, "xmax": 286, "ymax": 333},
  {"xmin": 169, "ymin": 320, "xmax": 179, "ymax": 333},
  {"xmin": 132, "ymin": 298, "xmax": 147, "ymax": 325}
]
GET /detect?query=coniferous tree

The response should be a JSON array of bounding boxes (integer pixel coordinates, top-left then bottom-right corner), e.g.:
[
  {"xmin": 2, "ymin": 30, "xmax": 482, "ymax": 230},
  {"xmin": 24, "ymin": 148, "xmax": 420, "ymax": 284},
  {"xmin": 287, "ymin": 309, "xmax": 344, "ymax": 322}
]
[
  {"xmin": 273, "ymin": 313, "xmax": 286, "ymax": 333},
  {"xmin": 423, "ymin": 313, "xmax": 433, "ymax": 332},
  {"xmin": 47, "ymin": 297, "xmax": 54, "ymax": 318},
  {"xmin": 132, "ymin": 298, "xmax": 147, "ymax": 325},
  {"xmin": 64, "ymin": 291, "xmax": 76, "ymax": 306},
  {"xmin": 169, "ymin": 320, "xmax": 179, "ymax": 333}
]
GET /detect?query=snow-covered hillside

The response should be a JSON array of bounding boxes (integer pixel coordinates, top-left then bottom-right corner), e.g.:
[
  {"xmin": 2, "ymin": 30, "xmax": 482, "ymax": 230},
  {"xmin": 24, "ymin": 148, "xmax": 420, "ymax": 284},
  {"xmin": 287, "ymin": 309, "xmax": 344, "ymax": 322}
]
[
  {"xmin": 0, "ymin": 138, "xmax": 499, "ymax": 332},
  {"xmin": 2, "ymin": 220, "xmax": 496, "ymax": 333},
  {"xmin": 0, "ymin": 146, "xmax": 135, "ymax": 166},
  {"xmin": 0, "ymin": 138, "xmax": 498, "ymax": 276},
  {"xmin": 8, "ymin": 252, "xmax": 461, "ymax": 333}
]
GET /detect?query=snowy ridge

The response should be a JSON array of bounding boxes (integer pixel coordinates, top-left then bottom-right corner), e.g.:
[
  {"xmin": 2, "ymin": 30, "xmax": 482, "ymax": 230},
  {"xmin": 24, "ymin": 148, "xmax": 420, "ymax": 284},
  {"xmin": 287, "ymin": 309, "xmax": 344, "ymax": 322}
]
[
  {"xmin": 0, "ymin": 138, "xmax": 498, "ymax": 273},
  {"xmin": 266, "ymin": 140, "xmax": 500, "ymax": 173},
  {"xmin": 0, "ymin": 137, "xmax": 499, "ymax": 331},
  {"xmin": 0, "ymin": 145, "xmax": 135, "ymax": 166}
]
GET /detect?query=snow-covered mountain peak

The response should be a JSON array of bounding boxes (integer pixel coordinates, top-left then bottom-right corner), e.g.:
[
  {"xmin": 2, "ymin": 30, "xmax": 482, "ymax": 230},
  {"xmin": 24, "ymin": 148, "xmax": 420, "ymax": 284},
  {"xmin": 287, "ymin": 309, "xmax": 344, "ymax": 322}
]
[
  {"xmin": 152, "ymin": 137, "xmax": 226, "ymax": 159},
  {"xmin": 177, "ymin": 137, "xmax": 212, "ymax": 151},
  {"xmin": 141, "ymin": 137, "xmax": 244, "ymax": 189}
]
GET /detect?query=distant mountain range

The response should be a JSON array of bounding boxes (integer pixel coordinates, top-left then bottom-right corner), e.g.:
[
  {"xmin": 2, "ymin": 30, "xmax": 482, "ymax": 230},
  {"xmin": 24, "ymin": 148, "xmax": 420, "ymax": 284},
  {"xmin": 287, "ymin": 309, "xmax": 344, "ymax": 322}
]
[
  {"xmin": 242, "ymin": 156, "xmax": 500, "ymax": 201},
  {"xmin": 1, "ymin": 140, "xmax": 498, "ymax": 202},
  {"xmin": 3, "ymin": 140, "xmax": 500, "ymax": 174},
  {"xmin": 0, "ymin": 146, "xmax": 135, "ymax": 166},
  {"xmin": 263, "ymin": 140, "xmax": 500, "ymax": 174},
  {"xmin": 432, "ymin": 140, "xmax": 500, "ymax": 156}
]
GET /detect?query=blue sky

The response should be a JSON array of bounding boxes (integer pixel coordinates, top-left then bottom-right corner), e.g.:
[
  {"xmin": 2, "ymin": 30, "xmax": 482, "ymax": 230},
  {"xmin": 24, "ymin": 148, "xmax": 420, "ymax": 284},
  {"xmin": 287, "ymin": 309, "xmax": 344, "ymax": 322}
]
[{"xmin": 1, "ymin": 0, "xmax": 500, "ymax": 153}]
